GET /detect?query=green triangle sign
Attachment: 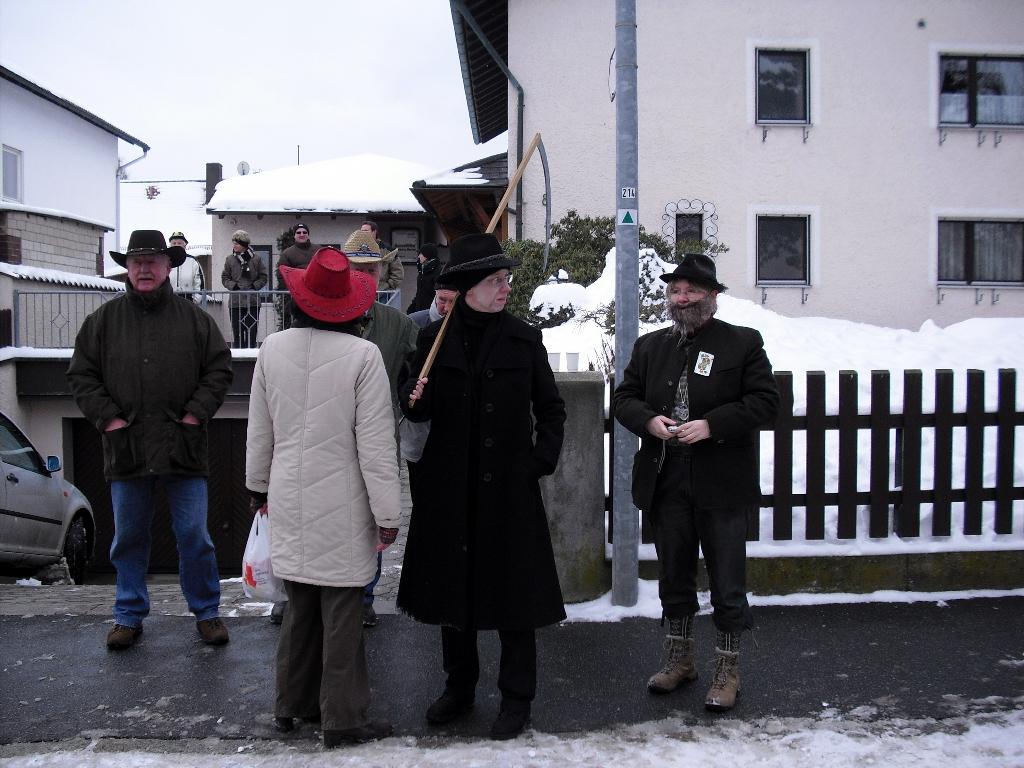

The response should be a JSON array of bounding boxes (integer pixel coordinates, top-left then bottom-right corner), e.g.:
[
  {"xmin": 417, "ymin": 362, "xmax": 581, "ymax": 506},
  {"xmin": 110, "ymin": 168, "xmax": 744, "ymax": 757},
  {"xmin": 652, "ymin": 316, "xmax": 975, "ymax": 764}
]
[{"xmin": 621, "ymin": 211, "xmax": 634, "ymax": 224}]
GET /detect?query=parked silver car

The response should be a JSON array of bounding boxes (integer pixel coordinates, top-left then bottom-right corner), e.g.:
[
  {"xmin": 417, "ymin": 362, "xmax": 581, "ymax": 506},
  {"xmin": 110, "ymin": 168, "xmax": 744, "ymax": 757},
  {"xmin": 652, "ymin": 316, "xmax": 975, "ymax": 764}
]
[{"xmin": 0, "ymin": 410, "xmax": 94, "ymax": 583}]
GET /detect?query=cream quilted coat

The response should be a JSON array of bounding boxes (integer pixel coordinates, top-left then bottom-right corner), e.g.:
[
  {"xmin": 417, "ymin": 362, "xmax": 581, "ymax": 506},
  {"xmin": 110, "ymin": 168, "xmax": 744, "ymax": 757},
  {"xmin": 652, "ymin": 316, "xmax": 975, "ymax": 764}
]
[{"xmin": 245, "ymin": 327, "xmax": 401, "ymax": 587}]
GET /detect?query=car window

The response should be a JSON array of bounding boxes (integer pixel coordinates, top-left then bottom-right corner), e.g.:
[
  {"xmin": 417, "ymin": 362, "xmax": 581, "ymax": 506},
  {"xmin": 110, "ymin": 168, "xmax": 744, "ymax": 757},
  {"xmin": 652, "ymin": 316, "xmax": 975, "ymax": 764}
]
[{"xmin": 0, "ymin": 414, "xmax": 47, "ymax": 474}]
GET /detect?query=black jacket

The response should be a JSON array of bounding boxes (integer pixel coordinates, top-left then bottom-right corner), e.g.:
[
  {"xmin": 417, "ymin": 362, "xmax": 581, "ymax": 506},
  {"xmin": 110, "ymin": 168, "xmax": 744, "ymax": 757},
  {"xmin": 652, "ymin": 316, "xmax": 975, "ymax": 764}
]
[
  {"xmin": 397, "ymin": 304, "xmax": 566, "ymax": 630},
  {"xmin": 406, "ymin": 257, "xmax": 442, "ymax": 314},
  {"xmin": 613, "ymin": 318, "xmax": 779, "ymax": 510},
  {"xmin": 66, "ymin": 281, "xmax": 233, "ymax": 480}
]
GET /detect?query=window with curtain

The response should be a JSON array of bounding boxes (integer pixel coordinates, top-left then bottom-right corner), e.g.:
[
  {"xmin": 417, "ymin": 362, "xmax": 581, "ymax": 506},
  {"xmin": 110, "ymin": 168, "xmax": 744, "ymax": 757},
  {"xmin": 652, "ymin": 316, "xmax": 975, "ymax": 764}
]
[
  {"xmin": 940, "ymin": 55, "xmax": 1024, "ymax": 126},
  {"xmin": 939, "ymin": 220, "xmax": 1024, "ymax": 283}
]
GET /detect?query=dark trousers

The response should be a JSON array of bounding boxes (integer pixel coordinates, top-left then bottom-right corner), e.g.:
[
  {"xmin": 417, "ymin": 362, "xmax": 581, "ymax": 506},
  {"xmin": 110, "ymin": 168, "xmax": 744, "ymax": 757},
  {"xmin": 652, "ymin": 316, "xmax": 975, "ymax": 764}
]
[
  {"xmin": 650, "ymin": 450, "xmax": 753, "ymax": 633},
  {"xmin": 440, "ymin": 625, "xmax": 537, "ymax": 702},
  {"xmin": 230, "ymin": 304, "xmax": 259, "ymax": 348},
  {"xmin": 276, "ymin": 580, "xmax": 370, "ymax": 730}
]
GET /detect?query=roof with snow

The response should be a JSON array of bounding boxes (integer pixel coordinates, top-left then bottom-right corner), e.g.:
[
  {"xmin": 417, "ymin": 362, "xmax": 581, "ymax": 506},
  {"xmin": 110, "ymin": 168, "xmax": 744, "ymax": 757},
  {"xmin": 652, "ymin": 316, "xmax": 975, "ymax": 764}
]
[
  {"xmin": 205, "ymin": 154, "xmax": 437, "ymax": 215},
  {"xmin": 0, "ymin": 201, "xmax": 113, "ymax": 231},
  {"xmin": 0, "ymin": 262, "xmax": 125, "ymax": 291},
  {"xmin": 412, "ymin": 153, "xmax": 507, "ymax": 189},
  {"xmin": 1, "ymin": 64, "xmax": 149, "ymax": 151}
]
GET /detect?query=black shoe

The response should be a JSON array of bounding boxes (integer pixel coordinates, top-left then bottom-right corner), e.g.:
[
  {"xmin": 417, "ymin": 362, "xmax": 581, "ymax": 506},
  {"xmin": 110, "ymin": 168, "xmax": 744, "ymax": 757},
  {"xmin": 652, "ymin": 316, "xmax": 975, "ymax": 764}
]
[
  {"xmin": 273, "ymin": 716, "xmax": 294, "ymax": 733},
  {"xmin": 270, "ymin": 601, "xmax": 286, "ymax": 625},
  {"xmin": 489, "ymin": 699, "xmax": 531, "ymax": 741},
  {"xmin": 426, "ymin": 688, "xmax": 475, "ymax": 725},
  {"xmin": 362, "ymin": 604, "xmax": 377, "ymax": 628},
  {"xmin": 323, "ymin": 719, "xmax": 393, "ymax": 747}
]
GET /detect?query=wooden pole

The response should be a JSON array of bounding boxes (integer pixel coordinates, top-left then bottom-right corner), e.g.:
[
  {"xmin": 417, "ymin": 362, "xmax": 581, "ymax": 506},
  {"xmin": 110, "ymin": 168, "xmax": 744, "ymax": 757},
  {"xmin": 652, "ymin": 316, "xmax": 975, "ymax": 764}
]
[
  {"xmin": 410, "ymin": 133, "xmax": 542, "ymax": 406},
  {"xmin": 486, "ymin": 132, "xmax": 541, "ymax": 235}
]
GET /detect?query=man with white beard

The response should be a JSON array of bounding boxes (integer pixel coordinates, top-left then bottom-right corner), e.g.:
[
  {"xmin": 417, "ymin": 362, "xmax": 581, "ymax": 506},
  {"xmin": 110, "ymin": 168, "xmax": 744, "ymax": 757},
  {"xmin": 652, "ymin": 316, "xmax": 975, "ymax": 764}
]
[{"xmin": 613, "ymin": 253, "xmax": 779, "ymax": 714}]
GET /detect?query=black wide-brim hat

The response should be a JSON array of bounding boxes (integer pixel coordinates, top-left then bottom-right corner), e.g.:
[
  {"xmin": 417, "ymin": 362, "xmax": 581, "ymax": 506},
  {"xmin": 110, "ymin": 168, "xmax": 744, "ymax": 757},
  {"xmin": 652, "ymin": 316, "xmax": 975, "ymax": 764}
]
[
  {"xmin": 659, "ymin": 252, "xmax": 727, "ymax": 292},
  {"xmin": 443, "ymin": 233, "xmax": 521, "ymax": 276},
  {"xmin": 110, "ymin": 229, "xmax": 187, "ymax": 269}
]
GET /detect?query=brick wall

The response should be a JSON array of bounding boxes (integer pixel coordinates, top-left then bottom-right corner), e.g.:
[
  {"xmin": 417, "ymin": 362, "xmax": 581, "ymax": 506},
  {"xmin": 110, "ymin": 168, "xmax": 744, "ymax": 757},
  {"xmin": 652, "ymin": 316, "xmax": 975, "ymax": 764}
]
[{"xmin": 0, "ymin": 210, "xmax": 106, "ymax": 275}]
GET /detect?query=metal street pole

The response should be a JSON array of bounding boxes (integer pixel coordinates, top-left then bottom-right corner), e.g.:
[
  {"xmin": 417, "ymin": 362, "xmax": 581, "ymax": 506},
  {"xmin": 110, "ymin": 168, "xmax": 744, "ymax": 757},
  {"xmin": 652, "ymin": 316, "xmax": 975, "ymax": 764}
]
[{"xmin": 612, "ymin": 0, "xmax": 639, "ymax": 606}]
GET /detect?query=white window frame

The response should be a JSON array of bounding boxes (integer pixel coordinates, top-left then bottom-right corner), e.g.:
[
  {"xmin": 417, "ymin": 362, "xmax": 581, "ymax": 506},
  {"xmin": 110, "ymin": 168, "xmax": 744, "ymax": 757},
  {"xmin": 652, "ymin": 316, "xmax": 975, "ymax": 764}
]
[
  {"xmin": 747, "ymin": 38, "xmax": 821, "ymax": 127},
  {"xmin": 747, "ymin": 205, "xmax": 820, "ymax": 288},
  {"xmin": 2, "ymin": 145, "xmax": 23, "ymax": 203},
  {"xmin": 930, "ymin": 43, "xmax": 1024, "ymax": 130}
]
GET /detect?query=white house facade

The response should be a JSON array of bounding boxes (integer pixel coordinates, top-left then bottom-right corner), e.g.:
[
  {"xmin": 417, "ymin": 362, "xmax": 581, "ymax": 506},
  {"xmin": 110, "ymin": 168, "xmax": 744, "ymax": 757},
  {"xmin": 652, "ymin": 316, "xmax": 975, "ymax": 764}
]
[
  {"xmin": 0, "ymin": 65, "xmax": 149, "ymax": 269},
  {"xmin": 453, "ymin": 0, "xmax": 1024, "ymax": 329}
]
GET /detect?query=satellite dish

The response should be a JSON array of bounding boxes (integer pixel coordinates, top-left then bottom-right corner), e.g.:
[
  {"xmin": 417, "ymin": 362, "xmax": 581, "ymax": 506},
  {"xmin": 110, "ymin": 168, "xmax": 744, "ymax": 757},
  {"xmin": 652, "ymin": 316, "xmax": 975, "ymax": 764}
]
[{"xmin": 237, "ymin": 161, "xmax": 251, "ymax": 176}]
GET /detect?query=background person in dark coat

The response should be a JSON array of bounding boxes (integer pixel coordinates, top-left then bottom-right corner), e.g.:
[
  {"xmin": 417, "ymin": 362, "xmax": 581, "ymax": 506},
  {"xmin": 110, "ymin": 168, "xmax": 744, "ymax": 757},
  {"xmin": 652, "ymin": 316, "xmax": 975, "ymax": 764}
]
[
  {"xmin": 613, "ymin": 253, "xmax": 779, "ymax": 714},
  {"xmin": 221, "ymin": 229, "xmax": 268, "ymax": 347},
  {"xmin": 275, "ymin": 222, "xmax": 319, "ymax": 331},
  {"xmin": 399, "ymin": 233, "xmax": 566, "ymax": 741},
  {"xmin": 405, "ymin": 243, "xmax": 442, "ymax": 314},
  {"xmin": 67, "ymin": 230, "xmax": 233, "ymax": 651}
]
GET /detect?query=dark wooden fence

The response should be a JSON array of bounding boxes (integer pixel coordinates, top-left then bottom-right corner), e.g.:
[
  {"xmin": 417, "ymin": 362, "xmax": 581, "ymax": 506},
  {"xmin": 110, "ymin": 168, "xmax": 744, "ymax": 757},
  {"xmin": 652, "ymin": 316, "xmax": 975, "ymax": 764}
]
[{"xmin": 607, "ymin": 369, "xmax": 1024, "ymax": 544}]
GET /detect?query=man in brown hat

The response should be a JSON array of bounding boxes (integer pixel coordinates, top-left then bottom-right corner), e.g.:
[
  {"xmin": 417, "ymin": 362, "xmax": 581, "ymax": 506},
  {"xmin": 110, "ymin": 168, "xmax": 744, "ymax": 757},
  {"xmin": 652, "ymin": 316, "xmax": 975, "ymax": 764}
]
[
  {"xmin": 613, "ymin": 253, "xmax": 779, "ymax": 713},
  {"xmin": 67, "ymin": 230, "xmax": 234, "ymax": 650}
]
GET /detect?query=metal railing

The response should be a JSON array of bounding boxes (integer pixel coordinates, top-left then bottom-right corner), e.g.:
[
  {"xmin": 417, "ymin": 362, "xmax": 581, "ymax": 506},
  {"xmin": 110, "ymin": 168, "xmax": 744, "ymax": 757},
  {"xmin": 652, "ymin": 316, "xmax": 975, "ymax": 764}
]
[{"xmin": 11, "ymin": 288, "xmax": 401, "ymax": 349}]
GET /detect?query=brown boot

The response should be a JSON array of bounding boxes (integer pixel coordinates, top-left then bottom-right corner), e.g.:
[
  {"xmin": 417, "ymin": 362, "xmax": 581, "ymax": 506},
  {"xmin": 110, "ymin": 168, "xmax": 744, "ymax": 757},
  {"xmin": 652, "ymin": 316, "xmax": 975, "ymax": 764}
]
[
  {"xmin": 705, "ymin": 630, "xmax": 741, "ymax": 712},
  {"xmin": 647, "ymin": 616, "xmax": 697, "ymax": 694},
  {"xmin": 106, "ymin": 623, "xmax": 142, "ymax": 650},
  {"xmin": 197, "ymin": 617, "xmax": 230, "ymax": 645}
]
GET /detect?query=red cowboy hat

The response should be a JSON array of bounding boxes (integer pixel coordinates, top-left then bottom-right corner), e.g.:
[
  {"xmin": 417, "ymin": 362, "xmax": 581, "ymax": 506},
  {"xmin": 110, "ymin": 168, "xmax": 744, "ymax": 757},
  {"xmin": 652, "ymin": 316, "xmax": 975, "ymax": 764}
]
[{"xmin": 279, "ymin": 247, "xmax": 376, "ymax": 324}]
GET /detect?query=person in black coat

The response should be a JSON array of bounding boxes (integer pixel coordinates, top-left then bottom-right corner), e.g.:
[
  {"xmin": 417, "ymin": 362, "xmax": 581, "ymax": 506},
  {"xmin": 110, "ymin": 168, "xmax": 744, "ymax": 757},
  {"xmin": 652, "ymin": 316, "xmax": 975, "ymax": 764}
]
[
  {"xmin": 399, "ymin": 233, "xmax": 566, "ymax": 741},
  {"xmin": 613, "ymin": 253, "xmax": 779, "ymax": 713},
  {"xmin": 406, "ymin": 243, "xmax": 442, "ymax": 314}
]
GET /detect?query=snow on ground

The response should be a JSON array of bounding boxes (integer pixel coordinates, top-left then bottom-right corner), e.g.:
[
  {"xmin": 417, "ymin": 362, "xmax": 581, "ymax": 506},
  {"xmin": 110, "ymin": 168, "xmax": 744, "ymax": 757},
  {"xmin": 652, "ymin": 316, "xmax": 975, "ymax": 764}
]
[{"xmin": 3, "ymin": 708, "xmax": 1022, "ymax": 767}]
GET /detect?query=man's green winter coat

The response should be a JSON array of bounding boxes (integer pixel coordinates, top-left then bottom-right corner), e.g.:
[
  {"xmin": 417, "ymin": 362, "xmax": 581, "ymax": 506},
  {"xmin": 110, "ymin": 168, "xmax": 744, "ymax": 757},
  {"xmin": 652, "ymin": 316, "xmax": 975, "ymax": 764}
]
[{"xmin": 66, "ymin": 281, "xmax": 233, "ymax": 480}]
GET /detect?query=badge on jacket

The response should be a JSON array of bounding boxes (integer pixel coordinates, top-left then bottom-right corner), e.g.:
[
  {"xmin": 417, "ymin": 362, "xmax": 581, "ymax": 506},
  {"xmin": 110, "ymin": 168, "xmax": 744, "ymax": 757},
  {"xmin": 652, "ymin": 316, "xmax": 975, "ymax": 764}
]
[{"xmin": 695, "ymin": 351, "xmax": 714, "ymax": 376}]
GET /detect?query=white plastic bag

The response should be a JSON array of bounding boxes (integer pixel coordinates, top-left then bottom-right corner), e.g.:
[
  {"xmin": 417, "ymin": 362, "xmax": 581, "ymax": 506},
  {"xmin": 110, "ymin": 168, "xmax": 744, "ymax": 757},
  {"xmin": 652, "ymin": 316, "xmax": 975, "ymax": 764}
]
[
  {"xmin": 241, "ymin": 509, "xmax": 287, "ymax": 603},
  {"xmin": 399, "ymin": 416, "xmax": 431, "ymax": 462}
]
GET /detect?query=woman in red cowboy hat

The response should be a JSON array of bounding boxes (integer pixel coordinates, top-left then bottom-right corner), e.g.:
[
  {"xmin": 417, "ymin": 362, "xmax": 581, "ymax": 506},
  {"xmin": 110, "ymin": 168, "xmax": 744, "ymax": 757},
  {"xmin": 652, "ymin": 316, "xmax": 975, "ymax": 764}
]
[{"xmin": 244, "ymin": 247, "xmax": 400, "ymax": 747}]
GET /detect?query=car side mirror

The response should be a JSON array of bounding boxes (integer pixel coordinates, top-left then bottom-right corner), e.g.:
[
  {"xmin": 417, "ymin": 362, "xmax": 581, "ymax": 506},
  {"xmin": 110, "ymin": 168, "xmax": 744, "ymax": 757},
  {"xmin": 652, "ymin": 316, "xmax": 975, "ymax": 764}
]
[{"xmin": 45, "ymin": 456, "xmax": 61, "ymax": 473}]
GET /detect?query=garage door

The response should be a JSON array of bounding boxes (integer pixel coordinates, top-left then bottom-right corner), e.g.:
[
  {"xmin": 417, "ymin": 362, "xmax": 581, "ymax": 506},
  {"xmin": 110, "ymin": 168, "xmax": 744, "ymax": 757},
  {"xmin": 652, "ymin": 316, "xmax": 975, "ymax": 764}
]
[{"xmin": 72, "ymin": 419, "xmax": 251, "ymax": 576}]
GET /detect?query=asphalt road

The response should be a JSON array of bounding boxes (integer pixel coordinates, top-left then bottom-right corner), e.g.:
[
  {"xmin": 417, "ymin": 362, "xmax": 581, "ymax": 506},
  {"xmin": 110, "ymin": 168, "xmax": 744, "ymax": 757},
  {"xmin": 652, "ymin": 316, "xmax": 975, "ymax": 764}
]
[{"xmin": 1, "ymin": 598, "xmax": 1022, "ymax": 745}]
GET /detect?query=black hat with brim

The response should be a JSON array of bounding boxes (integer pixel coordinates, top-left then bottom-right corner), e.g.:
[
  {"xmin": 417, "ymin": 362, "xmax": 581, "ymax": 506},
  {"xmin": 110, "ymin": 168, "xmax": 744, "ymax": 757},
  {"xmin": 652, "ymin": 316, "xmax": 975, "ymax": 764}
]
[
  {"xmin": 110, "ymin": 229, "xmax": 187, "ymax": 269},
  {"xmin": 443, "ymin": 233, "xmax": 521, "ymax": 276},
  {"xmin": 659, "ymin": 252, "xmax": 727, "ymax": 292}
]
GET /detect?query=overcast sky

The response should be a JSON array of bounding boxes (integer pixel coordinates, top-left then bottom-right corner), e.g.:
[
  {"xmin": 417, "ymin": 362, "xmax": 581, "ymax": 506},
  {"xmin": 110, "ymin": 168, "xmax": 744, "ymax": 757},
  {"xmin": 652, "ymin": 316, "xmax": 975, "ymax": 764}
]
[{"xmin": 0, "ymin": 0, "xmax": 505, "ymax": 182}]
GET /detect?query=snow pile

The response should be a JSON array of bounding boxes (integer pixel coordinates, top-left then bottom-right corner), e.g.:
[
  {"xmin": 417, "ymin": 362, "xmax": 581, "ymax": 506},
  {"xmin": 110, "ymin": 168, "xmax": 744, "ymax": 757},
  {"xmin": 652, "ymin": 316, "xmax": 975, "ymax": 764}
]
[{"xmin": 4, "ymin": 709, "xmax": 1022, "ymax": 767}]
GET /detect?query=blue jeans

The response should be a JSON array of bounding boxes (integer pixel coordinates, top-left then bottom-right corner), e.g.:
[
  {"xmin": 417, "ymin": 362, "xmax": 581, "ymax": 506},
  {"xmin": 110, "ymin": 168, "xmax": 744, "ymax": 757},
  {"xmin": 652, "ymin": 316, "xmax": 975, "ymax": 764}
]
[
  {"xmin": 363, "ymin": 551, "xmax": 382, "ymax": 606},
  {"xmin": 109, "ymin": 475, "xmax": 221, "ymax": 626}
]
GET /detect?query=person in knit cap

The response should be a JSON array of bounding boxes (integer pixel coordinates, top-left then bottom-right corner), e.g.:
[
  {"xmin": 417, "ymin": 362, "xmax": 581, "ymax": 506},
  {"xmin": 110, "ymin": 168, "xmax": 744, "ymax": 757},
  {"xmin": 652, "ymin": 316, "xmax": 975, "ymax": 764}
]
[
  {"xmin": 221, "ymin": 229, "xmax": 268, "ymax": 348},
  {"xmin": 275, "ymin": 223, "xmax": 320, "ymax": 330}
]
